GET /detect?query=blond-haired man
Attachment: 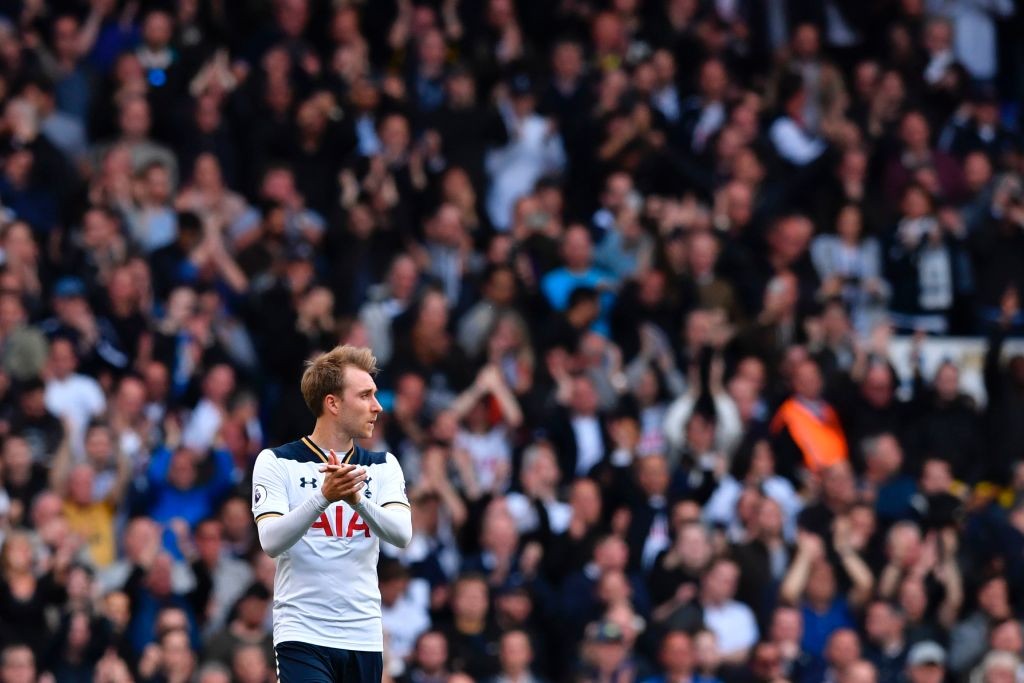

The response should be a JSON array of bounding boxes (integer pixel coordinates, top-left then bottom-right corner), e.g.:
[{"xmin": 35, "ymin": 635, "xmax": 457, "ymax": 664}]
[{"xmin": 251, "ymin": 345, "xmax": 412, "ymax": 682}]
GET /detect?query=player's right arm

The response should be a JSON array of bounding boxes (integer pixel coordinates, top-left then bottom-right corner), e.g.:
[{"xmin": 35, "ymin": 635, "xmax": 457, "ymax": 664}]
[{"xmin": 252, "ymin": 449, "xmax": 331, "ymax": 558}]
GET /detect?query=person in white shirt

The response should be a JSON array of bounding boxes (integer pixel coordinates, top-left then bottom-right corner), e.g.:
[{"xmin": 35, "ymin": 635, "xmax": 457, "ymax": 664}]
[
  {"xmin": 182, "ymin": 364, "xmax": 235, "ymax": 454},
  {"xmin": 44, "ymin": 337, "xmax": 106, "ymax": 459},
  {"xmin": 358, "ymin": 255, "xmax": 420, "ymax": 366},
  {"xmin": 379, "ymin": 559, "xmax": 431, "ymax": 678},
  {"xmin": 698, "ymin": 558, "xmax": 759, "ymax": 663},
  {"xmin": 925, "ymin": 0, "xmax": 1013, "ymax": 83},
  {"xmin": 922, "ymin": 18, "xmax": 956, "ymax": 86},
  {"xmin": 485, "ymin": 74, "xmax": 566, "ymax": 231},
  {"xmin": 505, "ymin": 441, "xmax": 572, "ymax": 536},
  {"xmin": 769, "ymin": 72, "xmax": 827, "ymax": 167},
  {"xmin": 251, "ymin": 345, "xmax": 412, "ymax": 682},
  {"xmin": 488, "ymin": 630, "xmax": 543, "ymax": 683}
]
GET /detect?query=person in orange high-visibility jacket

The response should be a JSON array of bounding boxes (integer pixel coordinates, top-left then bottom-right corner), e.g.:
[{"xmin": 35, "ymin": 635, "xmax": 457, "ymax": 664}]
[{"xmin": 770, "ymin": 359, "xmax": 849, "ymax": 481}]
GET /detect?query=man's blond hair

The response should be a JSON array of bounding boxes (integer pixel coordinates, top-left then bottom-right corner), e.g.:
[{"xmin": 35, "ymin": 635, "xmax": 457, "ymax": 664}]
[{"xmin": 300, "ymin": 345, "xmax": 379, "ymax": 416}]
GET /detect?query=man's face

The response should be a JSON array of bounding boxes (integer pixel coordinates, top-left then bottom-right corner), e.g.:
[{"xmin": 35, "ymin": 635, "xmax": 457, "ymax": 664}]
[
  {"xmin": 990, "ymin": 620, "xmax": 1023, "ymax": 653},
  {"xmin": 496, "ymin": 591, "xmax": 532, "ymax": 624},
  {"xmin": 204, "ymin": 365, "xmax": 235, "ymax": 403},
  {"xmin": 68, "ymin": 465, "xmax": 94, "ymax": 505},
  {"xmin": 333, "ymin": 368, "xmax": 382, "ymax": 441},
  {"xmin": 908, "ymin": 663, "xmax": 945, "ymax": 683},
  {"xmin": 446, "ymin": 72, "xmax": 475, "ymax": 103},
  {"xmin": 3, "ymin": 437, "xmax": 30, "ymax": 473},
  {"xmin": 770, "ymin": 608, "xmax": 802, "ymax": 643},
  {"xmin": 195, "ymin": 522, "xmax": 223, "ymax": 565},
  {"xmin": 161, "ymin": 630, "xmax": 193, "ymax": 673},
  {"xmin": 662, "ymin": 633, "xmax": 694, "ymax": 673},
  {"xmin": 49, "ymin": 338, "xmax": 78, "ymax": 378},
  {"xmin": 934, "ymin": 364, "xmax": 959, "ymax": 401},
  {"xmin": 901, "ymin": 113, "xmax": 929, "ymax": 150},
  {"xmin": 826, "ymin": 630, "xmax": 860, "ymax": 668},
  {"xmin": 823, "ymin": 464, "xmax": 856, "ymax": 506},
  {"xmin": 53, "ymin": 17, "xmax": 79, "ymax": 61},
  {"xmin": 592, "ymin": 639, "xmax": 627, "ymax": 673},
  {"xmin": 562, "ymin": 228, "xmax": 593, "ymax": 270},
  {"xmin": 553, "ymin": 43, "xmax": 583, "ymax": 80},
  {"xmin": 145, "ymin": 362, "xmax": 170, "ymax": 401},
  {"xmin": 232, "ymin": 647, "xmax": 267, "ymax": 683},
  {"xmin": 806, "ymin": 560, "xmax": 837, "ymax": 604},
  {"xmin": 416, "ymin": 634, "xmax": 448, "ymax": 672},
  {"xmin": 103, "ymin": 591, "xmax": 131, "ymax": 628},
  {"xmin": 453, "ymin": 580, "xmax": 488, "ymax": 621},
  {"xmin": 380, "ymin": 575, "xmax": 408, "ymax": 605},
  {"xmin": 865, "ymin": 603, "xmax": 897, "ymax": 643},
  {"xmin": 169, "ymin": 450, "xmax": 198, "ymax": 490},
  {"xmin": 725, "ymin": 183, "xmax": 753, "ymax": 227},
  {"xmin": 751, "ymin": 644, "xmax": 784, "ymax": 682},
  {"xmin": 699, "ymin": 60, "xmax": 727, "ymax": 99},
  {"xmin": 637, "ymin": 456, "xmax": 669, "ymax": 497},
  {"xmin": 861, "ymin": 366, "xmax": 893, "ymax": 408},
  {"xmin": 771, "ymin": 217, "xmax": 812, "ymax": 264},
  {"xmin": 500, "ymin": 632, "xmax": 532, "ymax": 671},
  {"xmin": 120, "ymin": 99, "xmax": 151, "ymax": 139},
  {"xmin": 85, "ymin": 427, "xmax": 113, "ymax": 463},
  {"xmin": 570, "ymin": 480, "xmax": 601, "ymax": 521},
  {"xmin": 143, "ymin": 11, "xmax": 173, "ymax": 49},
  {"xmin": 703, "ymin": 562, "xmax": 738, "ymax": 603},
  {"xmin": 388, "ymin": 259, "xmax": 419, "ymax": 301},
  {"xmin": 145, "ymin": 166, "xmax": 172, "ymax": 204},
  {"xmin": 979, "ymin": 578, "xmax": 1010, "ymax": 618},
  {"xmin": 237, "ymin": 595, "xmax": 268, "ymax": 628},
  {"xmin": 0, "ymin": 647, "xmax": 34, "ymax": 683},
  {"xmin": 221, "ymin": 498, "xmax": 251, "ymax": 540},
  {"xmin": 793, "ymin": 362, "xmax": 823, "ymax": 399},
  {"xmin": 486, "ymin": 270, "xmax": 516, "ymax": 306},
  {"xmin": 116, "ymin": 378, "xmax": 146, "ymax": 419},
  {"xmin": 379, "ymin": 115, "xmax": 410, "ymax": 152},
  {"xmin": 757, "ymin": 499, "xmax": 784, "ymax": 537},
  {"xmin": 570, "ymin": 377, "xmax": 599, "ymax": 416}
]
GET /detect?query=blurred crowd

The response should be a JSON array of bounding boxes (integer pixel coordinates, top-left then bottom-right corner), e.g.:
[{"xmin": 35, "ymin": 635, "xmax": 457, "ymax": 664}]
[{"xmin": 1, "ymin": 0, "xmax": 1024, "ymax": 683}]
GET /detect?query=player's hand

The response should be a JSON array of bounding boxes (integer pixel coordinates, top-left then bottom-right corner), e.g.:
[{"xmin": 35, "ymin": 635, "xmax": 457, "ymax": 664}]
[{"xmin": 319, "ymin": 449, "xmax": 367, "ymax": 505}]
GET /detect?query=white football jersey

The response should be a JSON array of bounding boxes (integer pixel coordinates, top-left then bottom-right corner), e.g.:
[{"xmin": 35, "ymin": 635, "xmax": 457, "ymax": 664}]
[{"xmin": 251, "ymin": 437, "xmax": 409, "ymax": 651}]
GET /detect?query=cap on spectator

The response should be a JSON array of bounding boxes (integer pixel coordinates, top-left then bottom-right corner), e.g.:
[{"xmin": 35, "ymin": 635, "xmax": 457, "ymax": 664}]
[
  {"xmin": 969, "ymin": 85, "xmax": 998, "ymax": 105},
  {"xmin": 907, "ymin": 641, "xmax": 946, "ymax": 667},
  {"xmin": 240, "ymin": 583, "xmax": 271, "ymax": 602},
  {"xmin": 378, "ymin": 557, "xmax": 411, "ymax": 583},
  {"xmin": 509, "ymin": 73, "xmax": 534, "ymax": 97},
  {"xmin": 53, "ymin": 276, "xmax": 86, "ymax": 299},
  {"xmin": 14, "ymin": 375, "xmax": 44, "ymax": 395},
  {"xmin": 586, "ymin": 620, "xmax": 624, "ymax": 644},
  {"xmin": 495, "ymin": 576, "xmax": 530, "ymax": 598},
  {"xmin": 287, "ymin": 243, "xmax": 315, "ymax": 263}
]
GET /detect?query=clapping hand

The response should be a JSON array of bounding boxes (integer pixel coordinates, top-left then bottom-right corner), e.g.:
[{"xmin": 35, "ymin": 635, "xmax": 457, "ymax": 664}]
[
  {"xmin": 796, "ymin": 530, "xmax": 825, "ymax": 561},
  {"xmin": 319, "ymin": 450, "xmax": 367, "ymax": 506}
]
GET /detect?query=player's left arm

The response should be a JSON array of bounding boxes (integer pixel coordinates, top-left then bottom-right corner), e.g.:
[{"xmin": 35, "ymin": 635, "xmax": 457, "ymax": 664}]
[{"xmin": 352, "ymin": 453, "xmax": 412, "ymax": 548}]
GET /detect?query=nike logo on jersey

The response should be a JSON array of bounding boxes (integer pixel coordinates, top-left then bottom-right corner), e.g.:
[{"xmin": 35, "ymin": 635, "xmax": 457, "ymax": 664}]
[{"xmin": 300, "ymin": 477, "xmax": 318, "ymax": 488}]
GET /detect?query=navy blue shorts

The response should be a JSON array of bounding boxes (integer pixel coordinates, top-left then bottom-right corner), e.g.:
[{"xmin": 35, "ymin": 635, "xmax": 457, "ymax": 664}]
[{"xmin": 274, "ymin": 641, "xmax": 383, "ymax": 683}]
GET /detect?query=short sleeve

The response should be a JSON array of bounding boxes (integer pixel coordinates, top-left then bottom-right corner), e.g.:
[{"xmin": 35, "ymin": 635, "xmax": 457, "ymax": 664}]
[
  {"xmin": 251, "ymin": 450, "xmax": 290, "ymax": 522},
  {"xmin": 378, "ymin": 453, "xmax": 410, "ymax": 509}
]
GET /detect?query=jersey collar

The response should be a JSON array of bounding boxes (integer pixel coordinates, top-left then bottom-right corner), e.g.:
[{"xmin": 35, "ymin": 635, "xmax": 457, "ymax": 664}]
[{"xmin": 300, "ymin": 436, "xmax": 356, "ymax": 464}]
